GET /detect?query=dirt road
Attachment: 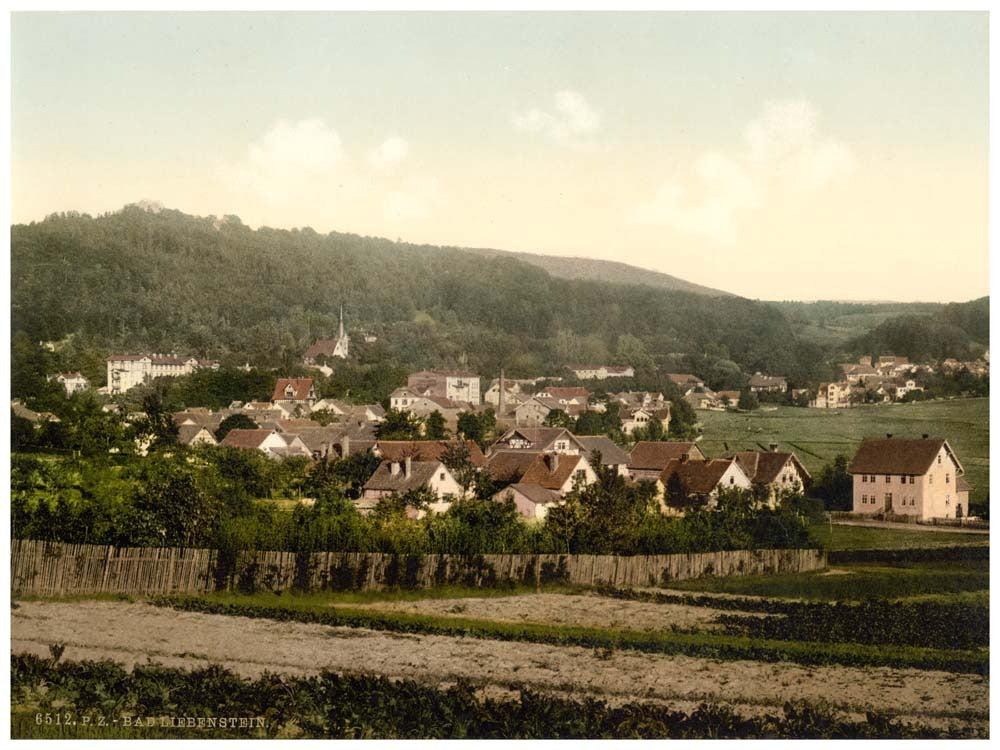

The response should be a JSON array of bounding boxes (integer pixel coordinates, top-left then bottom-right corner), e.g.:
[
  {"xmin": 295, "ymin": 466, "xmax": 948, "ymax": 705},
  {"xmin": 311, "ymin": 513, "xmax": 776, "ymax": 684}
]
[{"xmin": 11, "ymin": 600, "xmax": 987, "ymax": 731}]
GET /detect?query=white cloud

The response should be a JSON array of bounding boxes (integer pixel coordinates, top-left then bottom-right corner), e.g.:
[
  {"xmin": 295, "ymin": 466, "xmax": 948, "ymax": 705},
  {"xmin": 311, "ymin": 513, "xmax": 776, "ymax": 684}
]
[
  {"xmin": 513, "ymin": 90, "xmax": 601, "ymax": 148},
  {"xmin": 225, "ymin": 119, "xmax": 442, "ymax": 225},
  {"xmin": 631, "ymin": 100, "xmax": 856, "ymax": 244},
  {"xmin": 235, "ymin": 118, "xmax": 343, "ymax": 202},
  {"xmin": 369, "ymin": 136, "xmax": 409, "ymax": 172}
]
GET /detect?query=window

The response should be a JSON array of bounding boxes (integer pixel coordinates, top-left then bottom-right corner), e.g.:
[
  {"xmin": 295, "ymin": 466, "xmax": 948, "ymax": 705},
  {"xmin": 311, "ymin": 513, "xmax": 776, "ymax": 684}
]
[
  {"xmin": 885, "ymin": 475, "xmax": 891, "ymax": 483},
  {"xmin": 440, "ymin": 472, "xmax": 446, "ymax": 481},
  {"xmin": 929, "ymin": 475, "xmax": 933, "ymax": 484},
  {"xmin": 729, "ymin": 476, "xmax": 735, "ymax": 485},
  {"xmin": 909, "ymin": 476, "xmax": 915, "ymax": 485},
  {"xmin": 946, "ymin": 474, "xmax": 950, "ymax": 484},
  {"xmin": 862, "ymin": 475, "xmax": 868, "ymax": 483},
  {"xmin": 937, "ymin": 455, "xmax": 942, "ymax": 465},
  {"xmin": 861, "ymin": 494, "xmax": 868, "ymax": 504},
  {"xmin": 885, "ymin": 493, "xmax": 892, "ymax": 506}
]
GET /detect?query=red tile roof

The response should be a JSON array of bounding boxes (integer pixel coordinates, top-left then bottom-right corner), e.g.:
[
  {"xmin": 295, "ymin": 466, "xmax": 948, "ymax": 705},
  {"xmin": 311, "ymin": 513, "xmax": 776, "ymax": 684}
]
[
  {"xmin": 660, "ymin": 458, "xmax": 736, "ymax": 495},
  {"xmin": 376, "ymin": 440, "xmax": 486, "ymax": 467},
  {"xmin": 272, "ymin": 378, "xmax": 314, "ymax": 402},
  {"xmin": 847, "ymin": 437, "xmax": 959, "ymax": 476},
  {"xmin": 519, "ymin": 453, "xmax": 587, "ymax": 490},
  {"xmin": 628, "ymin": 441, "xmax": 703, "ymax": 471},
  {"xmin": 219, "ymin": 428, "xmax": 276, "ymax": 450}
]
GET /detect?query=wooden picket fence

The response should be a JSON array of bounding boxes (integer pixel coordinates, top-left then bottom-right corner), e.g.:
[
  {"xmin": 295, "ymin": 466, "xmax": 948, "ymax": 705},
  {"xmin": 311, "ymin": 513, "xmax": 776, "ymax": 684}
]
[{"xmin": 10, "ymin": 539, "xmax": 827, "ymax": 596}]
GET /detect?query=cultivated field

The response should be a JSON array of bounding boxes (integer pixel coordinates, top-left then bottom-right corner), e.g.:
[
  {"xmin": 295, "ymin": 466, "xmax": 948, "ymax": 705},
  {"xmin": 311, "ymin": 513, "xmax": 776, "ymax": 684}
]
[
  {"xmin": 10, "ymin": 592, "xmax": 987, "ymax": 736},
  {"xmin": 697, "ymin": 398, "xmax": 989, "ymax": 506},
  {"xmin": 11, "ymin": 536, "xmax": 989, "ymax": 740}
]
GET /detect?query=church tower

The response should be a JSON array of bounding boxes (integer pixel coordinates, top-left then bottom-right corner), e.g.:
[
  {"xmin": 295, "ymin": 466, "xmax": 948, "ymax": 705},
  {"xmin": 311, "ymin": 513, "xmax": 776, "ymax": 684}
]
[{"xmin": 333, "ymin": 305, "xmax": 349, "ymax": 358}]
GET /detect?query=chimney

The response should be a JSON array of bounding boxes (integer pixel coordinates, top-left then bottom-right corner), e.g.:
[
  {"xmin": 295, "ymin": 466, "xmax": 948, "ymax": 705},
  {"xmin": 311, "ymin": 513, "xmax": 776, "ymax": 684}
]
[
  {"xmin": 390, "ymin": 461, "xmax": 400, "ymax": 476},
  {"xmin": 404, "ymin": 456, "xmax": 412, "ymax": 478},
  {"xmin": 769, "ymin": 443, "xmax": 778, "ymax": 453},
  {"xmin": 886, "ymin": 433, "xmax": 893, "ymax": 439}
]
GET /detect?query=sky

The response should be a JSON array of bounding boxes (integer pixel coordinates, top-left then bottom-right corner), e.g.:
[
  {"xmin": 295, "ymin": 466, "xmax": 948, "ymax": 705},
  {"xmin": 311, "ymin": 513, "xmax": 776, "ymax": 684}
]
[{"xmin": 10, "ymin": 11, "xmax": 989, "ymax": 302}]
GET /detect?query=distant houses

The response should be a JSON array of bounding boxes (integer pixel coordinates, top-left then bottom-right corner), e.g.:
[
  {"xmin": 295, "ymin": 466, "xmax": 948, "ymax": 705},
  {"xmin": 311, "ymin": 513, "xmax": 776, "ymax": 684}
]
[
  {"xmin": 219, "ymin": 428, "xmax": 312, "ymax": 459},
  {"xmin": 747, "ymin": 372, "xmax": 787, "ymax": 393},
  {"xmin": 106, "ymin": 353, "xmax": 219, "ymax": 395},
  {"xmin": 303, "ymin": 306, "xmax": 350, "ymax": 364},
  {"xmin": 48, "ymin": 372, "xmax": 89, "ymax": 396},
  {"xmin": 568, "ymin": 364, "xmax": 634, "ymax": 380},
  {"xmin": 406, "ymin": 370, "xmax": 481, "ymax": 406}
]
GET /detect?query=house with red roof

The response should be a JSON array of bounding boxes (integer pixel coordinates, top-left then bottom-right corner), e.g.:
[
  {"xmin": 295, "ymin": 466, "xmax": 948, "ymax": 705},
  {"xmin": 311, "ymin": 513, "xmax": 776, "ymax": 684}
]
[
  {"xmin": 848, "ymin": 435, "xmax": 969, "ymax": 519},
  {"xmin": 272, "ymin": 378, "xmax": 317, "ymax": 408}
]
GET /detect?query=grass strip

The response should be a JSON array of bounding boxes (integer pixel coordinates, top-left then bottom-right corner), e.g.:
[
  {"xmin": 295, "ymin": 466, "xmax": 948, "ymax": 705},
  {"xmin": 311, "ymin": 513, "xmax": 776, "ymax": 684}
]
[{"xmin": 150, "ymin": 594, "xmax": 988, "ymax": 676}]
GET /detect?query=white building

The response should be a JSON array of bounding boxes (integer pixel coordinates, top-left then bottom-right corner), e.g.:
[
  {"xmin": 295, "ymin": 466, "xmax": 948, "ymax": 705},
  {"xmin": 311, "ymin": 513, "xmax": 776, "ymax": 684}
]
[
  {"xmin": 406, "ymin": 370, "xmax": 481, "ymax": 405},
  {"xmin": 49, "ymin": 372, "xmax": 89, "ymax": 396},
  {"xmin": 106, "ymin": 354, "xmax": 219, "ymax": 395}
]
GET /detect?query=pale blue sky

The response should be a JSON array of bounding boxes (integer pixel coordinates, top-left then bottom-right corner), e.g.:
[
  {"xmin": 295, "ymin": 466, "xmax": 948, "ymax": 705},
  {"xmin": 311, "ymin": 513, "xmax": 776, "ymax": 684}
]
[{"xmin": 11, "ymin": 12, "xmax": 989, "ymax": 301}]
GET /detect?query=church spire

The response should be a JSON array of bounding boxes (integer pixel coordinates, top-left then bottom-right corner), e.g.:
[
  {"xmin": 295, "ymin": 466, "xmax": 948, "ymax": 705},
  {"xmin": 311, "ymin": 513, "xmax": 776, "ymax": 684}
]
[{"xmin": 338, "ymin": 304, "xmax": 345, "ymax": 339}]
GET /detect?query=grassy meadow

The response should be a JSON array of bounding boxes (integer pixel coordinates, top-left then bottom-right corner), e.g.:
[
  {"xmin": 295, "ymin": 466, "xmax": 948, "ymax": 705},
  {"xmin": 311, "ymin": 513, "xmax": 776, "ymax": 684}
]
[{"xmin": 697, "ymin": 398, "xmax": 989, "ymax": 507}]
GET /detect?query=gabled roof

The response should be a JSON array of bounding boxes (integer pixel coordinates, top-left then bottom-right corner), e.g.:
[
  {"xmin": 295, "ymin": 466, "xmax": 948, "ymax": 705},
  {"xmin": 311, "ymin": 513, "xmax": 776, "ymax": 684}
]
[
  {"xmin": 660, "ymin": 458, "xmax": 739, "ymax": 495},
  {"xmin": 272, "ymin": 378, "xmax": 314, "ymax": 402},
  {"xmin": 539, "ymin": 386, "xmax": 591, "ymax": 401},
  {"xmin": 667, "ymin": 373, "xmax": 703, "ymax": 385},
  {"xmin": 629, "ymin": 441, "xmax": 702, "ymax": 470},
  {"xmin": 847, "ymin": 437, "xmax": 962, "ymax": 476},
  {"xmin": 519, "ymin": 453, "xmax": 588, "ymax": 490},
  {"xmin": 486, "ymin": 450, "xmax": 543, "ymax": 483},
  {"xmin": 363, "ymin": 460, "xmax": 450, "ymax": 493},
  {"xmin": 220, "ymin": 428, "xmax": 277, "ymax": 450},
  {"xmin": 957, "ymin": 476, "xmax": 973, "ymax": 492},
  {"xmin": 493, "ymin": 427, "xmax": 587, "ymax": 453},
  {"xmin": 277, "ymin": 418, "xmax": 322, "ymax": 432},
  {"xmin": 375, "ymin": 439, "xmax": 486, "ymax": 467},
  {"xmin": 839, "ymin": 363, "xmax": 877, "ymax": 376},
  {"xmin": 304, "ymin": 339, "xmax": 345, "ymax": 359},
  {"xmin": 495, "ymin": 482, "xmax": 562, "ymax": 506},
  {"xmin": 177, "ymin": 424, "xmax": 217, "ymax": 446},
  {"xmin": 286, "ymin": 426, "xmax": 343, "ymax": 453},
  {"xmin": 748, "ymin": 373, "xmax": 786, "ymax": 387},
  {"xmin": 733, "ymin": 451, "xmax": 811, "ymax": 485},
  {"xmin": 577, "ymin": 436, "xmax": 631, "ymax": 466}
]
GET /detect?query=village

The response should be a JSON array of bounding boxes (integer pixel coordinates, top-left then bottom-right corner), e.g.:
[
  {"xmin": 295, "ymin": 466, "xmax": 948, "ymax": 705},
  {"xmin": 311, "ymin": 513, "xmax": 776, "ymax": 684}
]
[{"xmin": 13, "ymin": 311, "xmax": 986, "ymax": 526}]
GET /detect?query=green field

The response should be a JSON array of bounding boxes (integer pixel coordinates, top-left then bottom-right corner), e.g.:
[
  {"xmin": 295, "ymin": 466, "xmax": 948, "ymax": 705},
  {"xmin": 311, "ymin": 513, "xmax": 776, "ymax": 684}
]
[
  {"xmin": 809, "ymin": 523, "xmax": 989, "ymax": 551},
  {"xmin": 697, "ymin": 398, "xmax": 989, "ymax": 506},
  {"xmin": 665, "ymin": 559, "xmax": 989, "ymax": 602}
]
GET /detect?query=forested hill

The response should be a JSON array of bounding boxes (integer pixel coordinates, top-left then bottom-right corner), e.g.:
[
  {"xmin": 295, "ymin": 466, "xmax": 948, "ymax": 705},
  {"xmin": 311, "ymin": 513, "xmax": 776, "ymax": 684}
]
[
  {"xmin": 11, "ymin": 205, "xmax": 826, "ymax": 383},
  {"xmin": 463, "ymin": 247, "xmax": 734, "ymax": 297}
]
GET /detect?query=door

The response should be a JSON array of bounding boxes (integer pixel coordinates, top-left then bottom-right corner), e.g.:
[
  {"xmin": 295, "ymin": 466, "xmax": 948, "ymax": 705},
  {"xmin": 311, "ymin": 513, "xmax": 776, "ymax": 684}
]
[{"xmin": 884, "ymin": 493, "xmax": 893, "ymax": 513}]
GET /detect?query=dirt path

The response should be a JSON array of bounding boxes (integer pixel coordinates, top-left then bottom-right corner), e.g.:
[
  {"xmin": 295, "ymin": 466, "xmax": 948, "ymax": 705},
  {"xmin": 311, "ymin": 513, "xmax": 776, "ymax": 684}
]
[
  {"xmin": 358, "ymin": 592, "xmax": 746, "ymax": 631},
  {"xmin": 10, "ymin": 600, "xmax": 987, "ymax": 731}
]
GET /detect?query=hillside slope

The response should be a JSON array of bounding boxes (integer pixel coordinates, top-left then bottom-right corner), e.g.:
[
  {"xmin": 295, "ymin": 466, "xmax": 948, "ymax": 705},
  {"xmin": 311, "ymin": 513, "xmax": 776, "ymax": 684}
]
[
  {"xmin": 11, "ymin": 206, "xmax": 820, "ymax": 383},
  {"xmin": 464, "ymin": 247, "xmax": 735, "ymax": 297}
]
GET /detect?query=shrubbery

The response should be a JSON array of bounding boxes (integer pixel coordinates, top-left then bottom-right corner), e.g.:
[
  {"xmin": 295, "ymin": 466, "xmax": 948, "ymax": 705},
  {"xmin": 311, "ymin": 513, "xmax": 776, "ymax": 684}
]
[
  {"xmin": 12, "ymin": 447, "xmax": 818, "ymax": 557},
  {"xmin": 12, "ymin": 654, "xmax": 977, "ymax": 739}
]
